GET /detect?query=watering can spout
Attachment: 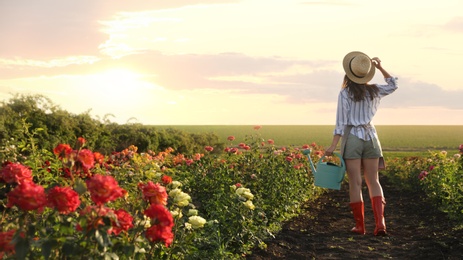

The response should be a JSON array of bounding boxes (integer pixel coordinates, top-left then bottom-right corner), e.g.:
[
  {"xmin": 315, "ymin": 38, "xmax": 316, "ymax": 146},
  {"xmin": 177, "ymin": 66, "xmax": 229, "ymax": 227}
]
[{"xmin": 302, "ymin": 149, "xmax": 317, "ymax": 173}]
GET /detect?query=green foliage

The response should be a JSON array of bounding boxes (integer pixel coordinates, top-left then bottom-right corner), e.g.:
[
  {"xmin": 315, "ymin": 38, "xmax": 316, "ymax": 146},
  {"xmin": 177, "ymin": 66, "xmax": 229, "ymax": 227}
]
[
  {"xmin": 0, "ymin": 135, "xmax": 210, "ymax": 259},
  {"xmin": 0, "ymin": 94, "xmax": 220, "ymax": 156},
  {"xmin": 417, "ymin": 151, "xmax": 463, "ymax": 220},
  {"xmin": 0, "ymin": 123, "xmax": 325, "ymax": 259},
  {"xmin": 3, "ymin": 93, "xmax": 462, "ymax": 258},
  {"xmin": 171, "ymin": 133, "xmax": 322, "ymax": 258},
  {"xmin": 384, "ymin": 149, "xmax": 463, "ymax": 221},
  {"xmin": 382, "ymin": 156, "xmax": 428, "ymax": 191}
]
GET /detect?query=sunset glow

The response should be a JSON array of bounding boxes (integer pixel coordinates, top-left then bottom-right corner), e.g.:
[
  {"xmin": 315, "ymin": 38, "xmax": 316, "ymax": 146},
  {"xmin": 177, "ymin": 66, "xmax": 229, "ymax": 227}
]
[{"xmin": 1, "ymin": 0, "xmax": 462, "ymax": 125}]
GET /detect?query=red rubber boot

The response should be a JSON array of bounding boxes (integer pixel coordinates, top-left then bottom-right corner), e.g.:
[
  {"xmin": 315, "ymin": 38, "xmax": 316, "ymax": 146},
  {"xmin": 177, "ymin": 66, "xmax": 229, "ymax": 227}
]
[
  {"xmin": 349, "ymin": 201, "xmax": 365, "ymax": 235},
  {"xmin": 371, "ymin": 196, "xmax": 387, "ymax": 236}
]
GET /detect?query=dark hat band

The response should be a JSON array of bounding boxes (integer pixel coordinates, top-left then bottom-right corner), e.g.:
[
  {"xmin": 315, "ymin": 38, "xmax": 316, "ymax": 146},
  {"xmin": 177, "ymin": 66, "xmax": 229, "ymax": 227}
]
[{"xmin": 349, "ymin": 57, "xmax": 365, "ymax": 79}]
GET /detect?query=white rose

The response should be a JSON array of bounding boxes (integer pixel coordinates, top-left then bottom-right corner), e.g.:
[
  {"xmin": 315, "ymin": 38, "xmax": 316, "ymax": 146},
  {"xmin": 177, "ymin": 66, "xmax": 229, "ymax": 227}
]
[
  {"xmin": 175, "ymin": 192, "xmax": 191, "ymax": 207},
  {"xmin": 242, "ymin": 191, "xmax": 254, "ymax": 200},
  {"xmin": 170, "ymin": 208, "xmax": 183, "ymax": 219},
  {"xmin": 188, "ymin": 216, "xmax": 207, "ymax": 229},
  {"xmin": 243, "ymin": 200, "xmax": 255, "ymax": 210},
  {"xmin": 185, "ymin": 222, "xmax": 192, "ymax": 230},
  {"xmin": 169, "ymin": 188, "xmax": 182, "ymax": 198},
  {"xmin": 170, "ymin": 181, "xmax": 183, "ymax": 189},
  {"xmin": 187, "ymin": 209, "xmax": 198, "ymax": 216},
  {"xmin": 235, "ymin": 187, "xmax": 250, "ymax": 196}
]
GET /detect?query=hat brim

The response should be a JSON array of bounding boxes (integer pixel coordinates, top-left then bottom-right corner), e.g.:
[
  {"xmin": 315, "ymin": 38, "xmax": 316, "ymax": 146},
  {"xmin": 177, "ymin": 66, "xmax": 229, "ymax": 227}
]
[{"xmin": 343, "ymin": 51, "xmax": 375, "ymax": 84}]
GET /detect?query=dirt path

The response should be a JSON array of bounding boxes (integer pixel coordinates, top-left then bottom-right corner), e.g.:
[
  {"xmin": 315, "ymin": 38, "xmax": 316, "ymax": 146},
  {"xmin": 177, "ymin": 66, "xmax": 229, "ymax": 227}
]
[{"xmin": 247, "ymin": 176, "xmax": 463, "ymax": 259}]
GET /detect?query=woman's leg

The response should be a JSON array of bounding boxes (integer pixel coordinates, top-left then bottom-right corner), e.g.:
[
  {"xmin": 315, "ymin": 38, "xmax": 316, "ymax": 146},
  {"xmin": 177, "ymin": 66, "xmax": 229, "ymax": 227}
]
[
  {"xmin": 346, "ymin": 159, "xmax": 363, "ymax": 202},
  {"xmin": 362, "ymin": 158, "xmax": 382, "ymax": 198},
  {"xmin": 346, "ymin": 158, "xmax": 365, "ymax": 234},
  {"xmin": 363, "ymin": 158, "xmax": 387, "ymax": 235}
]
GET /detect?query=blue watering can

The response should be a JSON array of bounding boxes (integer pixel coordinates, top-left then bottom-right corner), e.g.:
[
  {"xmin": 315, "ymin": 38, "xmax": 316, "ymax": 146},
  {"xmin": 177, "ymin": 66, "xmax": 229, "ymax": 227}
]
[{"xmin": 302, "ymin": 149, "xmax": 346, "ymax": 190}]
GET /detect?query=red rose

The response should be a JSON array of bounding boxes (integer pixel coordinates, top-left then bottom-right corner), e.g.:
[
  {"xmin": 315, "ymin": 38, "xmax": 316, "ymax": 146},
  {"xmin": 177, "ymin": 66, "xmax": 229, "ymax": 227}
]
[
  {"xmin": 185, "ymin": 159, "xmax": 194, "ymax": 166},
  {"xmin": 93, "ymin": 152, "xmax": 105, "ymax": 165},
  {"xmin": 47, "ymin": 186, "xmax": 81, "ymax": 214},
  {"xmin": 144, "ymin": 204, "xmax": 174, "ymax": 228},
  {"xmin": 86, "ymin": 174, "xmax": 126, "ymax": 205},
  {"xmin": 110, "ymin": 209, "xmax": 134, "ymax": 235},
  {"xmin": 205, "ymin": 146, "xmax": 214, "ymax": 152},
  {"xmin": 227, "ymin": 136, "xmax": 235, "ymax": 141},
  {"xmin": 1, "ymin": 163, "xmax": 33, "ymax": 184},
  {"xmin": 53, "ymin": 144, "xmax": 72, "ymax": 159},
  {"xmin": 161, "ymin": 175, "xmax": 172, "ymax": 185},
  {"xmin": 144, "ymin": 204, "xmax": 174, "ymax": 247},
  {"xmin": 193, "ymin": 153, "xmax": 202, "ymax": 161},
  {"xmin": 7, "ymin": 181, "xmax": 47, "ymax": 212},
  {"xmin": 77, "ymin": 137, "xmax": 86, "ymax": 146},
  {"xmin": 145, "ymin": 224, "xmax": 174, "ymax": 247},
  {"xmin": 78, "ymin": 149, "xmax": 95, "ymax": 169},
  {"xmin": 138, "ymin": 181, "xmax": 168, "ymax": 205},
  {"xmin": 0, "ymin": 230, "xmax": 16, "ymax": 257}
]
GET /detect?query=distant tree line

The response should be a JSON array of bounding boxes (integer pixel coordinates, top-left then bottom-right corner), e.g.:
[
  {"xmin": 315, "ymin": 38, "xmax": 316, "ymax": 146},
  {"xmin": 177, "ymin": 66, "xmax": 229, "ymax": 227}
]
[{"xmin": 0, "ymin": 94, "xmax": 223, "ymax": 155}]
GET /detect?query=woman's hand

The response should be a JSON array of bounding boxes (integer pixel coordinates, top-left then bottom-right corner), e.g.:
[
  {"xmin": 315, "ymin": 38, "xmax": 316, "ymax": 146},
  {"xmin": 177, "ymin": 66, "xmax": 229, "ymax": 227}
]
[
  {"xmin": 372, "ymin": 56, "xmax": 392, "ymax": 78},
  {"xmin": 325, "ymin": 145, "xmax": 336, "ymax": 156},
  {"xmin": 325, "ymin": 134, "xmax": 341, "ymax": 156},
  {"xmin": 372, "ymin": 57, "xmax": 382, "ymax": 69}
]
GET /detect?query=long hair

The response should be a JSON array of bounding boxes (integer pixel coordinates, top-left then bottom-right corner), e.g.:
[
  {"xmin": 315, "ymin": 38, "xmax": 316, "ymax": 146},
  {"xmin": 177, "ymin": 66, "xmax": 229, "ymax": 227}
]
[{"xmin": 342, "ymin": 75, "xmax": 379, "ymax": 102}]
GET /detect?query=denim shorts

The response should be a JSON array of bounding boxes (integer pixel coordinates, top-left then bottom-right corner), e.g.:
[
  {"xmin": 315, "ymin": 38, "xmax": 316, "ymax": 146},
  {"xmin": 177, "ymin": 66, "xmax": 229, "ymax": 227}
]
[{"xmin": 343, "ymin": 134, "xmax": 383, "ymax": 159}]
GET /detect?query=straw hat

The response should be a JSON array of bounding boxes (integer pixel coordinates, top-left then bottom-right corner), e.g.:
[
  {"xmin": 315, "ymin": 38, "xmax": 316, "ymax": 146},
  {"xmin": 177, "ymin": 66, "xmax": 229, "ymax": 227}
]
[{"xmin": 343, "ymin": 51, "xmax": 375, "ymax": 84}]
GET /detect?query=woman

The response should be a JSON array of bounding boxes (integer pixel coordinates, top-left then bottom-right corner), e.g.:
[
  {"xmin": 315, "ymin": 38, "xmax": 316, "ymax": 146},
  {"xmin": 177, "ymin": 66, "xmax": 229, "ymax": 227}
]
[{"xmin": 325, "ymin": 51, "xmax": 398, "ymax": 236}]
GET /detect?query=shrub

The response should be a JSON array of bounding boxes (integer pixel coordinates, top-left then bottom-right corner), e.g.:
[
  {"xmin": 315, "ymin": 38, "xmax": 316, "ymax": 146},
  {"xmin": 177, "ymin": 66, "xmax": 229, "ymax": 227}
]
[{"xmin": 0, "ymin": 126, "xmax": 325, "ymax": 259}]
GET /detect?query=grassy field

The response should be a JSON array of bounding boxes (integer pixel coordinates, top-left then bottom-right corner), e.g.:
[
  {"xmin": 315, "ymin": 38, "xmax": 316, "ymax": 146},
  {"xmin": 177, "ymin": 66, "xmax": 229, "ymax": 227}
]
[{"xmin": 152, "ymin": 125, "xmax": 463, "ymax": 157}]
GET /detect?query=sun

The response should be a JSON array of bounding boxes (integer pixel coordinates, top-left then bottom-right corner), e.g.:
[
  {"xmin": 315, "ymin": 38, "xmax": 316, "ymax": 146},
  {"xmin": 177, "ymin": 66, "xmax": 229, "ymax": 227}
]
[{"xmin": 86, "ymin": 68, "xmax": 164, "ymax": 104}]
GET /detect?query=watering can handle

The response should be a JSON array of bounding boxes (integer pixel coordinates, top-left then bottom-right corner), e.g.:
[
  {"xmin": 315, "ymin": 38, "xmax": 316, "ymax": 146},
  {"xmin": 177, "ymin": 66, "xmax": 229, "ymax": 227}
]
[
  {"xmin": 319, "ymin": 152, "xmax": 345, "ymax": 168},
  {"xmin": 303, "ymin": 149, "xmax": 345, "ymax": 167},
  {"xmin": 320, "ymin": 153, "xmax": 346, "ymax": 183},
  {"xmin": 303, "ymin": 150, "xmax": 346, "ymax": 182}
]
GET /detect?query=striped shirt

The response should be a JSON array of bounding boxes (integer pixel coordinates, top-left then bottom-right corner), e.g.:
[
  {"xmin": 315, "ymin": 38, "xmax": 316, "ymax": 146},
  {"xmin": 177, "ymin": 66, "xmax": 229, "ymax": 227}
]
[{"xmin": 334, "ymin": 77, "xmax": 398, "ymax": 141}]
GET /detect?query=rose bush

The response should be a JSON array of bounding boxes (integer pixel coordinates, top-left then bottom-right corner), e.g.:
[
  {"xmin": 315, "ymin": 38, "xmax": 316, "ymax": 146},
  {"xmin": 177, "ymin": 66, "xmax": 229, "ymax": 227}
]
[
  {"xmin": 0, "ymin": 136, "xmax": 211, "ymax": 259},
  {"xmin": 2, "ymin": 122, "xmax": 461, "ymax": 259},
  {"xmin": 383, "ymin": 145, "xmax": 463, "ymax": 221},
  {"xmin": 0, "ymin": 126, "xmax": 326, "ymax": 259}
]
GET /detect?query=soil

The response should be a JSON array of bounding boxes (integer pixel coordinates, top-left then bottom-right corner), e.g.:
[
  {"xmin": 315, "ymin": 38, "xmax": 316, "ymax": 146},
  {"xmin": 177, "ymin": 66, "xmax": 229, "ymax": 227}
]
[{"xmin": 247, "ymin": 176, "xmax": 463, "ymax": 260}]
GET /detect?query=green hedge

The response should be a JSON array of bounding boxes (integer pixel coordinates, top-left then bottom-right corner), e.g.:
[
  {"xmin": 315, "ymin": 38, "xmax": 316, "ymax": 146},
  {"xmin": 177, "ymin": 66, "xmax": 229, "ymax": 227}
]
[{"xmin": 0, "ymin": 94, "xmax": 222, "ymax": 156}]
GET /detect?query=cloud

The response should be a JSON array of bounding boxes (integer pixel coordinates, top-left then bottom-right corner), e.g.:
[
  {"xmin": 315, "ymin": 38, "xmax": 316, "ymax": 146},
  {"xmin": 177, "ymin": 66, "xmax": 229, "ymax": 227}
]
[
  {"xmin": 442, "ymin": 16, "xmax": 463, "ymax": 33},
  {"xmin": 0, "ymin": 0, "xmax": 240, "ymax": 58},
  {"xmin": 118, "ymin": 51, "xmax": 338, "ymax": 95},
  {"xmin": 107, "ymin": 51, "xmax": 463, "ymax": 110},
  {"xmin": 0, "ymin": 0, "xmax": 107, "ymax": 58},
  {"xmin": 2, "ymin": 49, "xmax": 462, "ymax": 111},
  {"xmin": 384, "ymin": 78, "xmax": 463, "ymax": 109}
]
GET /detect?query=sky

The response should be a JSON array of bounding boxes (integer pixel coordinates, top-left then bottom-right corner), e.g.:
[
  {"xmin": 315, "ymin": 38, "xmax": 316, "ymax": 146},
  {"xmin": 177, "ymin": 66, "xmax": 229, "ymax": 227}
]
[{"xmin": 1, "ymin": 0, "xmax": 462, "ymax": 125}]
